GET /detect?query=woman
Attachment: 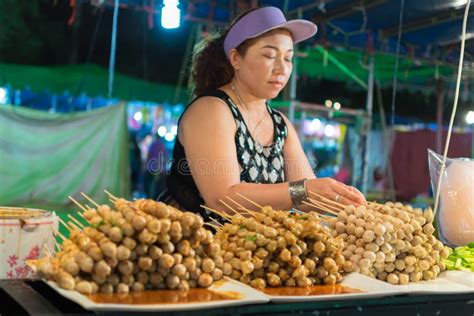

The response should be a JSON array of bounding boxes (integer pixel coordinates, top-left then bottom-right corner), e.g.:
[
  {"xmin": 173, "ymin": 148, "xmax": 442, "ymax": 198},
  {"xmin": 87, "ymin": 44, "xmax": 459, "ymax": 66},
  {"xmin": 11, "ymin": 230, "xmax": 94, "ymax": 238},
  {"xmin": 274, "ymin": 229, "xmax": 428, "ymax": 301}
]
[{"xmin": 161, "ymin": 6, "xmax": 365, "ymax": 221}]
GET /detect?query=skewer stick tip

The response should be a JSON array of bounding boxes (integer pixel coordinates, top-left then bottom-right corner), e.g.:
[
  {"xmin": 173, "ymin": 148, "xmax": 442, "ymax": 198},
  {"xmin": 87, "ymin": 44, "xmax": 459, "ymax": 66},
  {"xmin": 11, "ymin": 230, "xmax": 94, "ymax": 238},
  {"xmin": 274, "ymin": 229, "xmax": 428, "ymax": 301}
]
[
  {"xmin": 235, "ymin": 192, "xmax": 263, "ymax": 209},
  {"xmin": 67, "ymin": 214, "xmax": 85, "ymax": 229},
  {"xmin": 219, "ymin": 199, "xmax": 238, "ymax": 215},
  {"xmin": 58, "ymin": 217, "xmax": 72, "ymax": 232},
  {"xmin": 200, "ymin": 205, "xmax": 232, "ymax": 221},
  {"xmin": 80, "ymin": 192, "xmax": 101, "ymax": 208},
  {"xmin": 104, "ymin": 189, "xmax": 118, "ymax": 201},
  {"xmin": 68, "ymin": 196, "xmax": 87, "ymax": 212}
]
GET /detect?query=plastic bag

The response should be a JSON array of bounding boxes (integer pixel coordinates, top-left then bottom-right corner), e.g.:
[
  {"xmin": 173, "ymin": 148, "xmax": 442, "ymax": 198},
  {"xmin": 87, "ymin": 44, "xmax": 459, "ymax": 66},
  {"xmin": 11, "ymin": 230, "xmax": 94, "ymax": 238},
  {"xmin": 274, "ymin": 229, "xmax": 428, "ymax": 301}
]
[{"xmin": 428, "ymin": 149, "xmax": 474, "ymax": 247}]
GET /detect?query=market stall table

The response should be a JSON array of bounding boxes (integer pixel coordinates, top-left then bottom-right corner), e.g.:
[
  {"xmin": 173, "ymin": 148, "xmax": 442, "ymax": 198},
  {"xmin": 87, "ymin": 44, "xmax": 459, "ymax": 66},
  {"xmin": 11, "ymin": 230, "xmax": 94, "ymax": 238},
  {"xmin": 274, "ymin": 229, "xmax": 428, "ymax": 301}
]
[{"xmin": 1, "ymin": 279, "xmax": 474, "ymax": 316}]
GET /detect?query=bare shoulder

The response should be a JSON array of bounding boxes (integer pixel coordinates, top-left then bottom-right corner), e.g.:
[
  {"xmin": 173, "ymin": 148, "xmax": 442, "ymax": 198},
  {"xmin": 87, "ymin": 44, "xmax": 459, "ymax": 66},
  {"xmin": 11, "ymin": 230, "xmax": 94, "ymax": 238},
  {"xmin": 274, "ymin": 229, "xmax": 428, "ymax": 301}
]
[
  {"xmin": 181, "ymin": 96, "xmax": 234, "ymax": 127},
  {"xmin": 179, "ymin": 96, "xmax": 236, "ymax": 144}
]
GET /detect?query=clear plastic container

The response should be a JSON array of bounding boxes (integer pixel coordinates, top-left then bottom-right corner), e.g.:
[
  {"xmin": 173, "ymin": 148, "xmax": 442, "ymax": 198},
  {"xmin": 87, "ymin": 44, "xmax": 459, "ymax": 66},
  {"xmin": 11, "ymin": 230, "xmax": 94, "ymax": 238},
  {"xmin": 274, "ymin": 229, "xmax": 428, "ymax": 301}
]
[{"xmin": 429, "ymin": 149, "xmax": 474, "ymax": 247}]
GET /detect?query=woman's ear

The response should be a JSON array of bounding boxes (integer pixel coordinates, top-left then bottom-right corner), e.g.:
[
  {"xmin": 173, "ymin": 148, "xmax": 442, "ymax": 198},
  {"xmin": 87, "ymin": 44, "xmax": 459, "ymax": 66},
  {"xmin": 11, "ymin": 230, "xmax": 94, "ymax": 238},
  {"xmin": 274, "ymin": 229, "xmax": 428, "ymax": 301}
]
[{"xmin": 228, "ymin": 48, "xmax": 241, "ymax": 70}]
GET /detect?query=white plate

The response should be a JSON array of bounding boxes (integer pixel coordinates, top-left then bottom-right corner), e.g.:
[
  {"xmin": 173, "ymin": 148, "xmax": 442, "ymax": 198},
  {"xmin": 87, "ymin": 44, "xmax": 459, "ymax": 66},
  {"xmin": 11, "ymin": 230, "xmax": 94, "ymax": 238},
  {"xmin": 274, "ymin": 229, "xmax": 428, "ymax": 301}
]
[
  {"xmin": 44, "ymin": 278, "xmax": 269, "ymax": 312},
  {"xmin": 262, "ymin": 273, "xmax": 406, "ymax": 303},
  {"xmin": 441, "ymin": 270, "xmax": 474, "ymax": 289},
  {"xmin": 399, "ymin": 271, "xmax": 474, "ymax": 294}
]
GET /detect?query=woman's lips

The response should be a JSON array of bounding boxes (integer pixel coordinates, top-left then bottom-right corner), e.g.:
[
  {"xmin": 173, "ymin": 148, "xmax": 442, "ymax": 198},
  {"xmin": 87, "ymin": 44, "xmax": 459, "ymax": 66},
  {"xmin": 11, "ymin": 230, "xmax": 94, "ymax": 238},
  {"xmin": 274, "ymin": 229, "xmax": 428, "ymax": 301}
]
[{"xmin": 268, "ymin": 81, "xmax": 284, "ymax": 88}]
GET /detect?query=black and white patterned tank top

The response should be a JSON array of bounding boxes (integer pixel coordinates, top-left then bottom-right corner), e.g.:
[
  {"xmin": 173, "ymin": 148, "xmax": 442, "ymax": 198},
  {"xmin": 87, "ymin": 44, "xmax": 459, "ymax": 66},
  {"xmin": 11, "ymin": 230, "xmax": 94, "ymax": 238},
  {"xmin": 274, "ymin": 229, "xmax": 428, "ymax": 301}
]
[{"xmin": 162, "ymin": 89, "xmax": 288, "ymax": 221}]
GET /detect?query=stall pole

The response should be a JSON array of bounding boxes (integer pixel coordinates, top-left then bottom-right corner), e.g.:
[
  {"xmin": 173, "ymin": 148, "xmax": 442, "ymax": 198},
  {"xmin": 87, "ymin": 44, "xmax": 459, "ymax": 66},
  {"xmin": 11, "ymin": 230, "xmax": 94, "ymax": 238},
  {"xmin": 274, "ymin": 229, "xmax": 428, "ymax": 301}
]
[
  {"xmin": 436, "ymin": 79, "xmax": 446, "ymax": 153},
  {"xmin": 362, "ymin": 56, "xmax": 374, "ymax": 195},
  {"xmin": 288, "ymin": 8, "xmax": 302, "ymax": 124},
  {"xmin": 108, "ymin": 0, "xmax": 120, "ymax": 99}
]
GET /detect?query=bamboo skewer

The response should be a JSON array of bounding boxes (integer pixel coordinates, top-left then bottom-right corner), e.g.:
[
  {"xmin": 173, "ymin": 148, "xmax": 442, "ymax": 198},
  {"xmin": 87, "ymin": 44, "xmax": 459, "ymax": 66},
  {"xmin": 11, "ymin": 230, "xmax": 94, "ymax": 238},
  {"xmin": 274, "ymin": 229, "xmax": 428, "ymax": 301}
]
[
  {"xmin": 67, "ymin": 221, "xmax": 81, "ymax": 231},
  {"xmin": 77, "ymin": 212, "xmax": 86, "ymax": 220},
  {"xmin": 318, "ymin": 215, "xmax": 334, "ymax": 221},
  {"xmin": 204, "ymin": 222, "xmax": 221, "ymax": 231},
  {"xmin": 67, "ymin": 214, "xmax": 85, "ymax": 229},
  {"xmin": 302, "ymin": 201, "xmax": 339, "ymax": 217},
  {"xmin": 307, "ymin": 211, "xmax": 334, "ymax": 220},
  {"xmin": 68, "ymin": 196, "xmax": 87, "ymax": 212},
  {"xmin": 296, "ymin": 204, "xmax": 333, "ymax": 220},
  {"xmin": 55, "ymin": 241, "xmax": 63, "ymax": 251},
  {"xmin": 104, "ymin": 189, "xmax": 118, "ymax": 202},
  {"xmin": 52, "ymin": 229, "xmax": 67, "ymax": 242},
  {"xmin": 80, "ymin": 192, "xmax": 100, "ymax": 208},
  {"xmin": 307, "ymin": 198, "xmax": 341, "ymax": 213},
  {"xmin": 302, "ymin": 201, "xmax": 322, "ymax": 212},
  {"xmin": 209, "ymin": 216, "xmax": 224, "ymax": 227},
  {"xmin": 58, "ymin": 218, "xmax": 71, "ymax": 232},
  {"xmin": 225, "ymin": 196, "xmax": 257, "ymax": 217},
  {"xmin": 43, "ymin": 244, "xmax": 52, "ymax": 257},
  {"xmin": 308, "ymin": 191, "xmax": 346, "ymax": 209},
  {"xmin": 307, "ymin": 211, "xmax": 336, "ymax": 220},
  {"xmin": 200, "ymin": 205, "xmax": 232, "ymax": 221},
  {"xmin": 235, "ymin": 193, "xmax": 262, "ymax": 209},
  {"xmin": 303, "ymin": 199, "xmax": 339, "ymax": 216},
  {"xmin": 218, "ymin": 199, "xmax": 238, "ymax": 215}
]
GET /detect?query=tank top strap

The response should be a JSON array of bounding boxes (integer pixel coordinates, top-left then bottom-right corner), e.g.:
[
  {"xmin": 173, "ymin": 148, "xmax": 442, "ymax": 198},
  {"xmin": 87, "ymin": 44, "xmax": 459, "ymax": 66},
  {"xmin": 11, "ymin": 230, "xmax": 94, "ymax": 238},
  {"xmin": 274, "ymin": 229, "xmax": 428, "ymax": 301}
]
[
  {"xmin": 178, "ymin": 90, "xmax": 242, "ymax": 126},
  {"xmin": 267, "ymin": 106, "xmax": 288, "ymax": 140}
]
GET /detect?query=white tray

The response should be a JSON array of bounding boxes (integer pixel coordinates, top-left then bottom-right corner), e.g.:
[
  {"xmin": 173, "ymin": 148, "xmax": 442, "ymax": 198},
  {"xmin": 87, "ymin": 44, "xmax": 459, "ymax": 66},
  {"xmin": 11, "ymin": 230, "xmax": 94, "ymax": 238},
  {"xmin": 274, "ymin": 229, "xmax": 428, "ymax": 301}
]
[
  {"xmin": 441, "ymin": 270, "xmax": 474, "ymax": 289},
  {"xmin": 400, "ymin": 271, "xmax": 474, "ymax": 294},
  {"xmin": 44, "ymin": 278, "xmax": 269, "ymax": 312},
  {"xmin": 262, "ymin": 273, "xmax": 406, "ymax": 303},
  {"xmin": 44, "ymin": 271, "xmax": 474, "ymax": 310}
]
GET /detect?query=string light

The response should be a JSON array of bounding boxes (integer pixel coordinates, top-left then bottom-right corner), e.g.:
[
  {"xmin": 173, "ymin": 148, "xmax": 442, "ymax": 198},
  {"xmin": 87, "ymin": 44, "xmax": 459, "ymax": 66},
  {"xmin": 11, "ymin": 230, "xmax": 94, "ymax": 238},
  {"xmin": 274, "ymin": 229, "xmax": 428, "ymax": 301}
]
[
  {"xmin": 133, "ymin": 112, "xmax": 143, "ymax": 121},
  {"xmin": 161, "ymin": 0, "xmax": 180, "ymax": 29},
  {"xmin": 157, "ymin": 126, "xmax": 167, "ymax": 137},
  {"xmin": 466, "ymin": 110, "xmax": 474, "ymax": 125},
  {"xmin": 164, "ymin": 132, "xmax": 175, "ymax": 142},
  {"xmin": 0, "ymin": 87, "xmax": 7, "ymax": 104}
]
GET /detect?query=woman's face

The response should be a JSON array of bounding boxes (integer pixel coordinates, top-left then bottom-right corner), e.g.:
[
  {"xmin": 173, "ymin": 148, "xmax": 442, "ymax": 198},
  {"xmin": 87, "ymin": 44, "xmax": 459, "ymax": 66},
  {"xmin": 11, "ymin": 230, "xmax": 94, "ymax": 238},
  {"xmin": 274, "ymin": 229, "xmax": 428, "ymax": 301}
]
[{"xmin": 233, "ymin": 31, "xmax": 294, "ymax": 99}]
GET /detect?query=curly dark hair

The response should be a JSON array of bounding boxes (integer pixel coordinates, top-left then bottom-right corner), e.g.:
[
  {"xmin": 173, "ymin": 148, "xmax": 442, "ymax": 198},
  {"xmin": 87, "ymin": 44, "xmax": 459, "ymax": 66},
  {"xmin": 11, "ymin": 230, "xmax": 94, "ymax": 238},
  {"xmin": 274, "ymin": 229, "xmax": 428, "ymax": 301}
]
[{"xmin": 189, "ymin": 8, "xmax": 261, "ymax": 97}]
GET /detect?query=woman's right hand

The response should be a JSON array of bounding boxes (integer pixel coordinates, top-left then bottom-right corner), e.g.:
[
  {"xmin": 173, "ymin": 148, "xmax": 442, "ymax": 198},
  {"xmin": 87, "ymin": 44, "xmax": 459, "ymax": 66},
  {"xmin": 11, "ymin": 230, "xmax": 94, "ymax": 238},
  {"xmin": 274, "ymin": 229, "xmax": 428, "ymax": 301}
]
[{"xmin": 306, "ymin": 178, "xmax": 366, "ymax": 206}]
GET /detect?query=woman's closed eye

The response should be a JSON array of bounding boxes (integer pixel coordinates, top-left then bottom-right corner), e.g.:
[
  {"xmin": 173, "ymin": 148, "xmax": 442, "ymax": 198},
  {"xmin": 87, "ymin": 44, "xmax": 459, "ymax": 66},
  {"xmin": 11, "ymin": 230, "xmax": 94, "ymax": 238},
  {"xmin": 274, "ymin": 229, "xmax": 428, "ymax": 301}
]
[
  {"xmin": 264, "ymin": 55, "xmax": 276, "ymax": 59},
  {"xmin": 264, "ymin": 55, "xmax": 292, "ymax": 63}
]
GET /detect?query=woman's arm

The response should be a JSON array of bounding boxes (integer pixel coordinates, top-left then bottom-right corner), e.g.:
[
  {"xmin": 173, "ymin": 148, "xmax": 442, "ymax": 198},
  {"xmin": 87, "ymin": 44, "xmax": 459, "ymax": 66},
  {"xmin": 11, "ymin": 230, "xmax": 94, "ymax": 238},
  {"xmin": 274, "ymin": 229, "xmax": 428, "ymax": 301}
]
[
  {"xmin": 180, "ymin": 97, "xmax": 295, "ymax": 212},
  {"xmin": 180, "ymin": 98, "xmax": 364, "ymax": 214}
]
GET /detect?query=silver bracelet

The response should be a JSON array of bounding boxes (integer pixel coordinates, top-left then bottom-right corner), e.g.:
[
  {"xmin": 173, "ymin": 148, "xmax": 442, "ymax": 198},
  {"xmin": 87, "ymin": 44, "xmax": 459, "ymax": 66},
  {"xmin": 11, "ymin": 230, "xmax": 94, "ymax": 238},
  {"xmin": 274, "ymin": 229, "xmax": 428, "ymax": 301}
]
[{"xmin": 288, "ymin": 179, "xmax": 308, "ymax": 207}]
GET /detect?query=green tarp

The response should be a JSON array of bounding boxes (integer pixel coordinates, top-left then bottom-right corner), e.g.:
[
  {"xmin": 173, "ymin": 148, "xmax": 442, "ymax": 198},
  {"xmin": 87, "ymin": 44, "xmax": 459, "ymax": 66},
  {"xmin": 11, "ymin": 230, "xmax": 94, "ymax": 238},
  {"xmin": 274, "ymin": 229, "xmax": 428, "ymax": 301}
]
[
  {"xmin": 0, "ymin": 46, "xmax": 463, "ymax": 103},
  {"xmin": 0, "ymin": 103, "xmax": 130, "ymax": 208},
  {"xmin": 0, "ymin": 63, "xmax": 191, "ymax": 104},
  {"xmin": 297, "ymin": 46, "xmax": 459, "ymax": 89}
]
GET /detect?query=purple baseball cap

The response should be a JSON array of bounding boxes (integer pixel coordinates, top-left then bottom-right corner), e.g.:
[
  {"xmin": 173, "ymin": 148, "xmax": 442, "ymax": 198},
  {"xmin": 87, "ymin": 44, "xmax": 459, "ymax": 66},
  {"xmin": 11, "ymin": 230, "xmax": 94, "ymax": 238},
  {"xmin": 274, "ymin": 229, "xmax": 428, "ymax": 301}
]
[{"xmin": 224, "ymin": 6, "xmax": 317, "ymax": 58}]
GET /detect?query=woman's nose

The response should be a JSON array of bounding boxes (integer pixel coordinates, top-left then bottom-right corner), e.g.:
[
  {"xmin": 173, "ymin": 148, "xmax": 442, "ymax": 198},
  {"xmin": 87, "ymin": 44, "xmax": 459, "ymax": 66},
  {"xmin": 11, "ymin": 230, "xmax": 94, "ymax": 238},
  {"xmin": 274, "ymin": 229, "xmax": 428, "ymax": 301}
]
[{"xmin": 273, "ymin": 58, "xmax": 289, "ymax": 76}]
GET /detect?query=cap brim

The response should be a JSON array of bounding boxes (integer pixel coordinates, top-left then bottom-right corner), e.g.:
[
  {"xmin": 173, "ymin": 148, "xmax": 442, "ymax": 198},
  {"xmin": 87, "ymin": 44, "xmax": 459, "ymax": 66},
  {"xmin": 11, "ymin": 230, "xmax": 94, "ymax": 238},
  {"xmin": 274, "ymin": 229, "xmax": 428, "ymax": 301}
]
[{"xmin": 251, "ymin": 19, "xmax": 318, "ymax": 44}]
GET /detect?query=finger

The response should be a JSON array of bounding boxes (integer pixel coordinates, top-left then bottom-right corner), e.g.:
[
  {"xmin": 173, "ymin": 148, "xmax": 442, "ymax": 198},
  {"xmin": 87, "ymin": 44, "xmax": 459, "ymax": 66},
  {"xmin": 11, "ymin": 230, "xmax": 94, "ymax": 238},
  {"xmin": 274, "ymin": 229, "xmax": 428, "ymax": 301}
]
[
  {"xmin": 339, "ymin": 195, "xmax": 360, "ymax": 206},
  {"xmin": 332, "ymin": 183, "xmax": 363, "ymax": 204},
  {"xmin": 348, "ymin": 186, "xmax": 366, "ymax": 203},
  {"xmin": 326, "ymin": 189, "xmax": 357, "ymax": 206}
]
